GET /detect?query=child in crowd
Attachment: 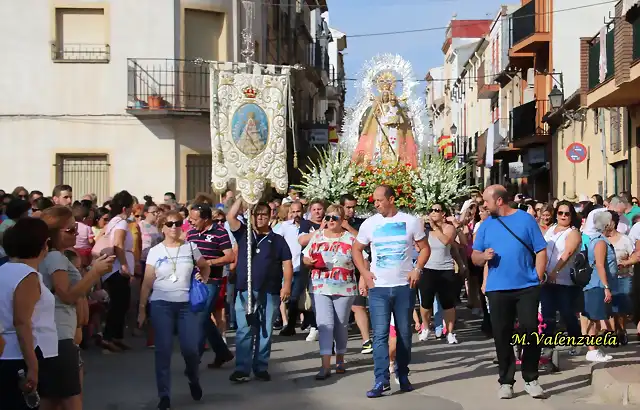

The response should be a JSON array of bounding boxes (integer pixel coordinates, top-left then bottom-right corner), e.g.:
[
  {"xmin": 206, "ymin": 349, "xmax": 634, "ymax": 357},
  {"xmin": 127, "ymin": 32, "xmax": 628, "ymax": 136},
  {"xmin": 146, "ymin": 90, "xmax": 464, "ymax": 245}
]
[
  {"xmin": 389, "ymin": 310, "xmax": 420, "ymax": 384},
  {"xmin": 72, "ymin": 204, "xmax": 95, "ymax": 267}
]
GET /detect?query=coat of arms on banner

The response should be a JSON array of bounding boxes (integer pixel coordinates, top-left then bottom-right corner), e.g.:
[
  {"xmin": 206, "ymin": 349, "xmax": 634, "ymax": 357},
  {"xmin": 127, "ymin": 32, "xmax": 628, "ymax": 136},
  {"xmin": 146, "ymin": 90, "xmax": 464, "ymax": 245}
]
[{"xmin": 210, "ymin": 65, "xmax": 291, "ymax": 204}]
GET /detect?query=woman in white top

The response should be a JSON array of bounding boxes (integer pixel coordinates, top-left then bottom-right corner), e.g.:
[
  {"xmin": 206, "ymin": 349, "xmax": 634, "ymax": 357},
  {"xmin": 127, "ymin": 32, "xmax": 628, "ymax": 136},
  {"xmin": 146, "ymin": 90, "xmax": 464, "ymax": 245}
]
[
  {"xmin": 38, "ymin": 206, "xmax": 115, "ymax": 409},
  {"xmin": 138, "ymin": 211, "xmax": 210, "ymax": 410},
  {"xmin": 0, "ymin": 218, "xmax": 58, "ymax": 410},
  {"xmin": 101, "ymin": 190, "xmax": 135, "ymax": 352},
  {"xmin": 541, "ymin": 201, "xmax": 582, "ymax": 340}
]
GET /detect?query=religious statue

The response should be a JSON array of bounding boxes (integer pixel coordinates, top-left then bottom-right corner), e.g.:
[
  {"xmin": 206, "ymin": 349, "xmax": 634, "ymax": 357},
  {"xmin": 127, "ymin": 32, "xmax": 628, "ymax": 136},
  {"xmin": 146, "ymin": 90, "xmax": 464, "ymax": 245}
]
[
  {"xmin": 352, "ymin": 71, "xmax": 418, "ymax": 167},
  {"xmin": 234, "ymin": 110, "xmax": 266, "ymax": 157}
]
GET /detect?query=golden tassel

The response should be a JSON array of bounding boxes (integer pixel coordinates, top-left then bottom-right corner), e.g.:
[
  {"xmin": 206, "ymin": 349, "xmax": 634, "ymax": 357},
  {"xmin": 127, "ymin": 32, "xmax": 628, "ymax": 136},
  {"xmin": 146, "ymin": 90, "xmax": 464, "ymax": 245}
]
[{"xmin": 293, "ymin": 152, "xmax": 298, "ymax": 169}]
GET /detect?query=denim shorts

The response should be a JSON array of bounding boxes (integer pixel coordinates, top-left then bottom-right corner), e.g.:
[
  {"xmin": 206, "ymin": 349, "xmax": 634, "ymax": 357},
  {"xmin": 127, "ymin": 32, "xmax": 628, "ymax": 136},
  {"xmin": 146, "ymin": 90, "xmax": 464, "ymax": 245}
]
[
  {"xmin": 612, "ymin": 276, "xmax": 633, "ymax": 315},
  {"xmin": 582, "ymin": 287, "xmax": 612, "ymax": 321}
]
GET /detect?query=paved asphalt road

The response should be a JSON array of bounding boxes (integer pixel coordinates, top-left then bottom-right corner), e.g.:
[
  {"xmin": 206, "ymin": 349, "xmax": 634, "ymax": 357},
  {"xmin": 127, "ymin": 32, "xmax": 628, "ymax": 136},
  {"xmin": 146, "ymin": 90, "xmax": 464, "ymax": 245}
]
[{"xmin": 81, "ymin": 312, "xmax": 640, "ymax": 410}]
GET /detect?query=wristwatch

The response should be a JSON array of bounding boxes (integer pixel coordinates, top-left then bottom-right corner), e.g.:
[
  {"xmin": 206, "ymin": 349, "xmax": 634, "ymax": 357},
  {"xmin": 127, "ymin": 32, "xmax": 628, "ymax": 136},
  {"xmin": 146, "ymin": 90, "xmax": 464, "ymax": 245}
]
[{"xmin": 604, "ymin": 284, "xmax": 610, "ymax": 290}]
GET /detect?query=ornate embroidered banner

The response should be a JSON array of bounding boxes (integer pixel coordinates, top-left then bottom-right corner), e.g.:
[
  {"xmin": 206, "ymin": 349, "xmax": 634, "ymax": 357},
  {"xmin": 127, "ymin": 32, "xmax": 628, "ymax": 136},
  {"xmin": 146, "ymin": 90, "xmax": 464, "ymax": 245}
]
[{"xmin": 210, "ymin": 64, "xmax": 291, "ymax": 204}]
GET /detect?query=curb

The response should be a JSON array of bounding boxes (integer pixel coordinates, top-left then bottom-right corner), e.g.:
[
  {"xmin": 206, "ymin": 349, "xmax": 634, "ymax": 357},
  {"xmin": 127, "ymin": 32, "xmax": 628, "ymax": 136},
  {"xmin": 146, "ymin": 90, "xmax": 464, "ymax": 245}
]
[{"xmin": 591, "ymin": 362, "xmax": 640, "ymax": 405}]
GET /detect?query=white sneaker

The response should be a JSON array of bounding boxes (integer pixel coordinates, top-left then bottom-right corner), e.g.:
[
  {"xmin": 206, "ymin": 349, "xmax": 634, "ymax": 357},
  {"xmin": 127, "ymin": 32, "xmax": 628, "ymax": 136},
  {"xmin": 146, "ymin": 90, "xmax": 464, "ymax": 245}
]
[
  {"xmin": 447, "ymin": 333, "xmax": 458, "ymax": 344},
  {"xmin": 585, "ymin": 349, "xmax": 612, "ymax": 362},
  {"xmin": 434, "ymin": 328, "xmax": 443, "ymax": 339},
  {"xmin": 389, "ymin": 363, "xmax": 399, "ymax": 384},
  {"xmin": 306, "ymin": 327, "xmax": 318, "ymax": 342},
  {"xmin": 418, "ymin": 328, "xmax": 430, "ymax": 342}
]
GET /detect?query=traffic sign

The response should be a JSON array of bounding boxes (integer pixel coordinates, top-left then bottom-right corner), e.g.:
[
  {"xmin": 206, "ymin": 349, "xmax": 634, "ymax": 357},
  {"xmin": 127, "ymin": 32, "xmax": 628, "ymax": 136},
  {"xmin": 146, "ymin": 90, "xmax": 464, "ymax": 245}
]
[{"xmin": 566, "ymin": 142, "xmax": 587, "ymax": 164}]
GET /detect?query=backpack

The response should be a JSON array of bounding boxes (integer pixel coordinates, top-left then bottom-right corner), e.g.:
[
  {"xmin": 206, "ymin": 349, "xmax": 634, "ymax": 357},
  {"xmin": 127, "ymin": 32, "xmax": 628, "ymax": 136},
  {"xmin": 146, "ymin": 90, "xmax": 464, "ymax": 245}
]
[{"xmin": 571, "ymin": 237, "xmax": 595, "ymax": 287}]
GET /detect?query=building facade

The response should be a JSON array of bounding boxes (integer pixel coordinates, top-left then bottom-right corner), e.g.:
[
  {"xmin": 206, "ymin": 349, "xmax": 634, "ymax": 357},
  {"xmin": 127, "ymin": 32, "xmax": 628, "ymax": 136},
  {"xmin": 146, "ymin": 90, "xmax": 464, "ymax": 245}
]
[{"xmin": 0, "ymin": 0, "xmax": 334, "ymax": 203}]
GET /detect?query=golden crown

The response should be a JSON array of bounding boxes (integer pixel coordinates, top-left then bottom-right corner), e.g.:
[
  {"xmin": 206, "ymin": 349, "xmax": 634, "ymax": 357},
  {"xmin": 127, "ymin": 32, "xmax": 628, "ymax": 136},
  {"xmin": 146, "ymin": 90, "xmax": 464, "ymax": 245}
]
[
  {"xmin": 375, "ymin": 71, "xmax": 397, "ymax": 92},
  {"xmin": 243, "ymin": 86, "xmax": 257, "ymax": 99}
]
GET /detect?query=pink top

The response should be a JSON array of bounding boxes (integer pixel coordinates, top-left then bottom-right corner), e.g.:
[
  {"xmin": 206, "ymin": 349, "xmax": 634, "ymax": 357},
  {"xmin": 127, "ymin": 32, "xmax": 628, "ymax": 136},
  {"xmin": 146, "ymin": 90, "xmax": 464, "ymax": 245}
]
[
  {"xmin": 465, "ymin": 221, "xmax": 475, "ymax": 258},
  {"xmin": 75, "ymin": 222, "xmax": 94, "ymax": 249}
]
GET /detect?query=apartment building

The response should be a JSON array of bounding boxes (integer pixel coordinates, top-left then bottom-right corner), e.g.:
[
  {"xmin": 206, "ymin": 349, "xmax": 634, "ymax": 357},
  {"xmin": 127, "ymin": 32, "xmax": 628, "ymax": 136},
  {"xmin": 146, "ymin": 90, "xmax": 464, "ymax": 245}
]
[
  {"xmin": 0, "ymin": 0, "xmax": 333, "ymax": 203},
  {"xmin": 576, "ymin": 0, "xmax": 640, "ymax": 197}
]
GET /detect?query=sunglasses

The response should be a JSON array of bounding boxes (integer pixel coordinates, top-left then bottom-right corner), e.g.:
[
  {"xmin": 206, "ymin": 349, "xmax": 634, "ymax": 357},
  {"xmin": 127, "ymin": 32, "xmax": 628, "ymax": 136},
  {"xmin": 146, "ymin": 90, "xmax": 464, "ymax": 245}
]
[
  {"xmin": 557, "ymin": 211, "xmax": 571, "ymax": 217},
  {"xmin": 430, "ymin": 208, "xmax": 443, "ymax": 213},
  {"xmin": 32, "ymin": 208, "xmax": 40, "ymax": 213},
  {"xmin": 164, "ymin": 220, "xmax": 184, "ymax": 228},
  {"xmin": 215, "ymin": 218, "xmax": 226, "ymax": 224},
  {"xmin": 134, "ymin": 214, "xmax": 142, "ymax": 218},
  {"xmin": 324, "ymin": 215, "xmax": 340, "ymax": 222},
  {"xmin": 64, "ymin": 224, "xmax": 78, "ymax": 234}
]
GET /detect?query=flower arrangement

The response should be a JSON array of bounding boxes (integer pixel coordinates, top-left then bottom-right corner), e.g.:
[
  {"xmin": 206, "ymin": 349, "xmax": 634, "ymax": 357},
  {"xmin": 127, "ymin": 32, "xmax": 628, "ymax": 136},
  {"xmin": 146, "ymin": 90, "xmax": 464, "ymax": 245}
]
[{"xmin": 295, "ymin": 148, "xmax": 473, "ymax": 215}]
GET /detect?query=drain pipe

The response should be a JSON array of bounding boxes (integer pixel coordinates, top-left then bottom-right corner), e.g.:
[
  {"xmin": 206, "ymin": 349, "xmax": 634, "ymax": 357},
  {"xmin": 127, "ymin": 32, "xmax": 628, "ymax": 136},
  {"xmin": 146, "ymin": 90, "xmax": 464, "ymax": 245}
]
[{"xmin": 600, "ymin": 109, "xmax": 608, "ymax": 196}]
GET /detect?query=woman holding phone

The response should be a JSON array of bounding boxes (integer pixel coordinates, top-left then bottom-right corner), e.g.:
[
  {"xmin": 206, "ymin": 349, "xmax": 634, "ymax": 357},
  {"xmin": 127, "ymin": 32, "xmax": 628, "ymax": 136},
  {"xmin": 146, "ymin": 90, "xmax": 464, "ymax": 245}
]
[{"xmin": 302, "ymin": 204, "xmax": 357, "ymax": 380}]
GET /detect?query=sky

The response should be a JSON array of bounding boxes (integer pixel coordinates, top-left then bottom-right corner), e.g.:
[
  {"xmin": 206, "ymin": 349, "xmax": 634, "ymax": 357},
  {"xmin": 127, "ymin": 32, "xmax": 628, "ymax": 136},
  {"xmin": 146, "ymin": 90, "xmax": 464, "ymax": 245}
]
[{"xmin": 326, "ymin": 0, "xmax": 507, "ymax": 106}]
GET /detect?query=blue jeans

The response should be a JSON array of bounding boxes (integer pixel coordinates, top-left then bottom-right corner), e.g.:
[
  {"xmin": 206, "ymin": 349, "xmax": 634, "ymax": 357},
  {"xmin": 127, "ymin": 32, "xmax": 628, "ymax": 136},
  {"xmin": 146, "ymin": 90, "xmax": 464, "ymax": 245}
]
[
  {"xmin": 540, "ymin": 284, "xmax": 581, "ymax": 338},
  {"xmin": 227, "ymin": 280, "xmax": 237, "ymax": 328},
  {"xmin": 234, "ymin": 291, "xmax": 280, "ymax": 374},
  {"xmin": 150, "ymin": 300, "xmax": 200, "ymax": 399},
  {"xmin": 369, "ymin": 285, "xmax": 416, "ymax": 384},
  {"xmin": 199, "ymin": 281, "xmax": 232, "ymax": 359},
  {"xmin": 433, "ymin": 295, "xmax": 443, "ymax": 333}
]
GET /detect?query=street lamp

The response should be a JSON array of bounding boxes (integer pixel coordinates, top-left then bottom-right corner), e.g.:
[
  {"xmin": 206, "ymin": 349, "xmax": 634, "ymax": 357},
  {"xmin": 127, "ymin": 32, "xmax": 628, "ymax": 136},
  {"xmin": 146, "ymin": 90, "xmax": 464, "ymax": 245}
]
[
  {"xmin": 548, "ymin": 85, "xmax": 564, "ymax": 110},
  {"xmin": 450, "ymin": 124, "xmax": 457, "ymax": 136}
]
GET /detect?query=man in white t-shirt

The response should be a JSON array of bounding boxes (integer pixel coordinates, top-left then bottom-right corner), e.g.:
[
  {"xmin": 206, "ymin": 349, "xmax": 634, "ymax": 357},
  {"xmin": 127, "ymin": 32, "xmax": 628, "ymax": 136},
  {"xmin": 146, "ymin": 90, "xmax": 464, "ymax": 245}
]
[{"xmin": 352, "ymin": 185, "xmax": 430, "ymax": 398}]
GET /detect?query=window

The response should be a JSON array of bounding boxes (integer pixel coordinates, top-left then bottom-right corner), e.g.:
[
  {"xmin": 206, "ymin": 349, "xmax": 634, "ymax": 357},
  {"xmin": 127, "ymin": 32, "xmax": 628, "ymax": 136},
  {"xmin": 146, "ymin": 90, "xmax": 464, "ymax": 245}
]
[
  {"xmin": 610, "ymin": 108, "xmax": 621, "ymax": 153},
  {"xmin": 186, "ymin": 154, "xmax": 214, "ymax": 201},
  {"xmin": 613, "ymin": 161, "xmax": 629, "ymax": 194},
  {"xmin": 55, "ymin": 155, "xmax": 109, "ymax": 203},
  {"xmin": 53, "ymin": 8, "xmax": 109, "ymax": 62}
]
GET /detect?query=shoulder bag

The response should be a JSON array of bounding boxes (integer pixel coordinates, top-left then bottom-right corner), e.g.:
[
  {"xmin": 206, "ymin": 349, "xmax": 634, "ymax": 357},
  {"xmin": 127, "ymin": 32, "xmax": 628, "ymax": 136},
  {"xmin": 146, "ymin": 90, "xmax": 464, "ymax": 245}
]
[
  {"xmin": 188, "ymin": 242, "xmax": 210, "ymax": 313},
  {"xmin": 494, "ymin": 216, "xmax": 536, "ymax": 262}
]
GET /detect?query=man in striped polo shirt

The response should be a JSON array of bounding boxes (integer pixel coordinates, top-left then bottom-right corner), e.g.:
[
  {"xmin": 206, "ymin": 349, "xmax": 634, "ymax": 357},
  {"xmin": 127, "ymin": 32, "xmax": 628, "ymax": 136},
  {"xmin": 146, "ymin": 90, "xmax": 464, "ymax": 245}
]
[{"xmin": 188, "ymin": 203, "xmax": 235, "ymax": 368}]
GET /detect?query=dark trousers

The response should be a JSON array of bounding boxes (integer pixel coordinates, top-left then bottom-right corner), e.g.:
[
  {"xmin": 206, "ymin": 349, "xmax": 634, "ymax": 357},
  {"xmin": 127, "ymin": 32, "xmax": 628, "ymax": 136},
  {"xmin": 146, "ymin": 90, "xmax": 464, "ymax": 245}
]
[
  {"xmin": 486, "ymin": 285, "xmax": 541, "ymax": 386},
  {"xmin": 103, "ymin": 272, "xmax": 131, "ymax": 341}
]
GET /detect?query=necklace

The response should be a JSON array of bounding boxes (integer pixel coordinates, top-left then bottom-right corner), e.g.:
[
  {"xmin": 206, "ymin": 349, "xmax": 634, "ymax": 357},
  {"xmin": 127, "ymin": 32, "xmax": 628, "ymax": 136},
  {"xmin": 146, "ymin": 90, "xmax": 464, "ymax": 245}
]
[
  {"xmin": 253, "ymin": 231, "xmax": 270, "ymax": 254},
  {"xmin": 163, "ymin": 242, "xmax": 182, "ymax": 282}
]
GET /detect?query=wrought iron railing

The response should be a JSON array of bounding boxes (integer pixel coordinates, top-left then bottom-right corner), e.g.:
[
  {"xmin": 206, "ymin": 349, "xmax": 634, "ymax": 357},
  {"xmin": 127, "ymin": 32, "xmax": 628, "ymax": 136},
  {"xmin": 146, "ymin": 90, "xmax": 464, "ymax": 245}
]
[
  {"xmin": 511, "ymin": 100, "xmax": 549, "ymax": 143},
  {"xmin": 510, "ymin": 0, "xmax": 551, "ymax": 47},
  {"xmin": 51, "ymin": 43, "xmax": 110, "ymax": 62},
  {"xmin": 126, "ymin": 58, "xmax": 210, "ymax": 111}
]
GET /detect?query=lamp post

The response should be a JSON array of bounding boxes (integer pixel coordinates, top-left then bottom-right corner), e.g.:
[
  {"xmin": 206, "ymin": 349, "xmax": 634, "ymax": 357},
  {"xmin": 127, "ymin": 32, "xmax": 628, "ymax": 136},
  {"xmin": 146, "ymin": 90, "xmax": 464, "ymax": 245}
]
[{"xmin": 548, "ymin": 85, "xmax": 564, "ymax": 111}]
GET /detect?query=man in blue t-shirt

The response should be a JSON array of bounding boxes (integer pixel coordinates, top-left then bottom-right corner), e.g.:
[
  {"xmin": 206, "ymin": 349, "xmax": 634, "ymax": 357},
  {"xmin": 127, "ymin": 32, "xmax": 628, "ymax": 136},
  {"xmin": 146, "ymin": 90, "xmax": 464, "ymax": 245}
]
[{"xmin": 471, "ymin": 185, "xmax": 547, "ymax": 400}]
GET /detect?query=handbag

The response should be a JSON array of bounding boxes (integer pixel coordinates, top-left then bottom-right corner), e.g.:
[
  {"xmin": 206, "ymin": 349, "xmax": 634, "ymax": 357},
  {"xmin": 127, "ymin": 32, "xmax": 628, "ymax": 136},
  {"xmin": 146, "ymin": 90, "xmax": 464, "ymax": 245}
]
[
  {"xmin": 91, "ymin": 217, "xmax": 121, "ymax": 258},
  {"xmin": 188, "ymin": 243, "xmax": 210, "ymax": 313}
]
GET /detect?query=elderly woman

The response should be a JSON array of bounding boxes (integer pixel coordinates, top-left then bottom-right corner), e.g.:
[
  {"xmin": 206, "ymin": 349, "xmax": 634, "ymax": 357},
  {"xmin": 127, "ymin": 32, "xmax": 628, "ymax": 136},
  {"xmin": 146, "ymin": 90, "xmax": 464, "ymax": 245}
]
[
  {"xmin": 0, "ymin": 218, "xmax": 57, "ymax": 410},
  {"xmin": 582, "ymin": 211, "xmax": 618, "ymax": 363},
  {"xmin": 137, "ymin": 210, "xmax": 211, "ymax": 410},
  {"xmin": 302, "ymin": 204, "xmax": 357, "ymax": 380},
  {"xmin": 39, "ymin": 206, "xmax": 114, "ymax": 409}
]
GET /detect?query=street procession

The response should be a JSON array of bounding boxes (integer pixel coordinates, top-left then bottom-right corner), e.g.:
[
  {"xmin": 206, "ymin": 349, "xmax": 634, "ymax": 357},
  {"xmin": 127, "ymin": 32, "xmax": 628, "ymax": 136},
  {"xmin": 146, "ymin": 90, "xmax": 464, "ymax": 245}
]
[{"xmin": 1, "ymin": 0, "xmax": 640, "ymax": 409}]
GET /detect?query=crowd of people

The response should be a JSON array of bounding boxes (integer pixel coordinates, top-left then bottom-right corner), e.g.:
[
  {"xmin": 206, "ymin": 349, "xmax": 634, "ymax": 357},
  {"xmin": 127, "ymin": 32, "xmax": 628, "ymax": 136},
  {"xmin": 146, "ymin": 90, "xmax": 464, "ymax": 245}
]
[{"xmin": 0, "ymin": 183, "xmax": 638, "ymax": 409}]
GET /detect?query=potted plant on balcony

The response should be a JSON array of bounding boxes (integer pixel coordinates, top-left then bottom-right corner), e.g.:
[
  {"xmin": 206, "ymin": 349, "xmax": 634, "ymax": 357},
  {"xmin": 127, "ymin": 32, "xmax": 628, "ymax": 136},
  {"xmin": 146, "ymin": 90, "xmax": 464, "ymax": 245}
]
[{"xmin": 147, "ymin": 93, "xmax": 164, "ymax": 110}]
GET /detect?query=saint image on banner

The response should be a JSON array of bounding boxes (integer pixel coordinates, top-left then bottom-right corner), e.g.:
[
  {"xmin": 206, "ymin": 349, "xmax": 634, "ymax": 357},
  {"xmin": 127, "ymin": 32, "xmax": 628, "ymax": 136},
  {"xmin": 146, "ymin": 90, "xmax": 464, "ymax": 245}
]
[
  {"xmin": 352, "ymin": 71, "xmax": 418, "ymax": 167},
  {"xmin": 232, "ymin": 103, "xmax": 269, "ymax": 157}
]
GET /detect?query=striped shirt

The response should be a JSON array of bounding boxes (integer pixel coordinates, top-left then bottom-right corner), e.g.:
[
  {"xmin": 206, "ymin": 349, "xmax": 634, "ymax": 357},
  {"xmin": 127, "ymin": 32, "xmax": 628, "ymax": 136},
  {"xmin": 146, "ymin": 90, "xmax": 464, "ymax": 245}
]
[{"xmin": 187, "ymin": 224, "xmax": 232, "ymax": 280}]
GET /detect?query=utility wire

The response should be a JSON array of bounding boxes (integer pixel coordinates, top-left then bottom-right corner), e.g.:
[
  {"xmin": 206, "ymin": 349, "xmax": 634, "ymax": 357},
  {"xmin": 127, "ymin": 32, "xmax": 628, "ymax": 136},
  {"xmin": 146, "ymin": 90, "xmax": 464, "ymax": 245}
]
[{"xmin": 346, "ymin": 0, "xmax": 617, "ymax": 38}]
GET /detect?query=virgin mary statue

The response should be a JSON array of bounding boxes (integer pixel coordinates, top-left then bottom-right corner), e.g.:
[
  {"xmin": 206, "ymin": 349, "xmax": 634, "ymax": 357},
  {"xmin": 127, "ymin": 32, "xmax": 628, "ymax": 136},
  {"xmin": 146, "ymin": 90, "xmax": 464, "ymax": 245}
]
[{"xmin": 352, "ymin": 74, "xmax": 418, "ymax": 167}]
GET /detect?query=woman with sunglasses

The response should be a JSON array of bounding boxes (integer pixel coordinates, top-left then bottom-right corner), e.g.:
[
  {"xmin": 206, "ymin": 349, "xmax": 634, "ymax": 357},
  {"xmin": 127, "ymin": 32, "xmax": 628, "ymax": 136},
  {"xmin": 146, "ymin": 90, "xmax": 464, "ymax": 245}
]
[
  {"xmin": 39, "ymin": 206, "xmax": 115, "ymax": 409},
  {"xmin": 419, "ymin": 202, "xmax": 460, "ymax": 344},
  {"xmin": 138, "ymin": 210, "xmax": 211, "ymax": 410},
  {"xmin": 540, "ymin": 201, "xmax": 582, "ymax": 354},
  {"xmin": 302, "ymin": 204, "xmax": 357, "ymax": 380}
]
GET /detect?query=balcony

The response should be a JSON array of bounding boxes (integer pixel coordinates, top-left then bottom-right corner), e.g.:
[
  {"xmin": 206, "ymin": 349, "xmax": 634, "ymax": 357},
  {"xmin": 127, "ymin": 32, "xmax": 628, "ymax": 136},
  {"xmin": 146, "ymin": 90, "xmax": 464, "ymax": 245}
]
[
  {"xmin": 478, "ymin": 61, "xmax": 499, "ymax": 99},
  {"xmin": 509, "ymin": 0, "xmax": 551, "ymax": 55},
  {"xmin": 493, "ymin": 117, "xmax": 515, "ymax": 153},
  {"xmin": 126, "ymin": 58, "xmax": 210, "ymax": 117},
  {"xmin": 588, "ymin": 29, "xmax": 615, "ymax": 90},
  {"xmin": 327, "ymin": 66, "xmax": 345, "ymax": 100},
  {"xmin": 511, "ymin": 99, "xmax": 550, "ymax": 148},
  {"xmin": 51, "ymin": 43, "xmax": 110, "ymax": 63}
]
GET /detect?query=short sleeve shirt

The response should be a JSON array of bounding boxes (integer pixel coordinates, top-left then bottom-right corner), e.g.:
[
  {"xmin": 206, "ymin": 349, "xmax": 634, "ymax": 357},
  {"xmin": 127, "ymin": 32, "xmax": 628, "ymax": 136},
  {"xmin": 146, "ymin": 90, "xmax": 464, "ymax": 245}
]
[
  {"xmin": 146, "ymin": 242, "xmax": 203, "ymax": 303},
  {"xmin": 473, "ymin": 210, "xmax": 547, "ymax": 292},
  {"xmin": 232, "ymin": 224, "xmax": 292, "ymax": 295},
  {"xmin": 74, "ymin": 222, "xmax": 94, "ymax": 249},
  {"xmin": 187, "ymin": 224, "xmax": 232, "ymax": 281},
  {"xmin": 356, "ymin": 212, "xmax": 426, "ymax": 287},
  {"xmin": 39, "ymin": 251, "xmax": 83, "ymax": 340},
  {"xmin": 302, "ymin": 231, "xmax": 357, "ymax": 296},
  {"xmin": 103, "ymin": 217, "xmax": 134, "ymax": 281}
]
